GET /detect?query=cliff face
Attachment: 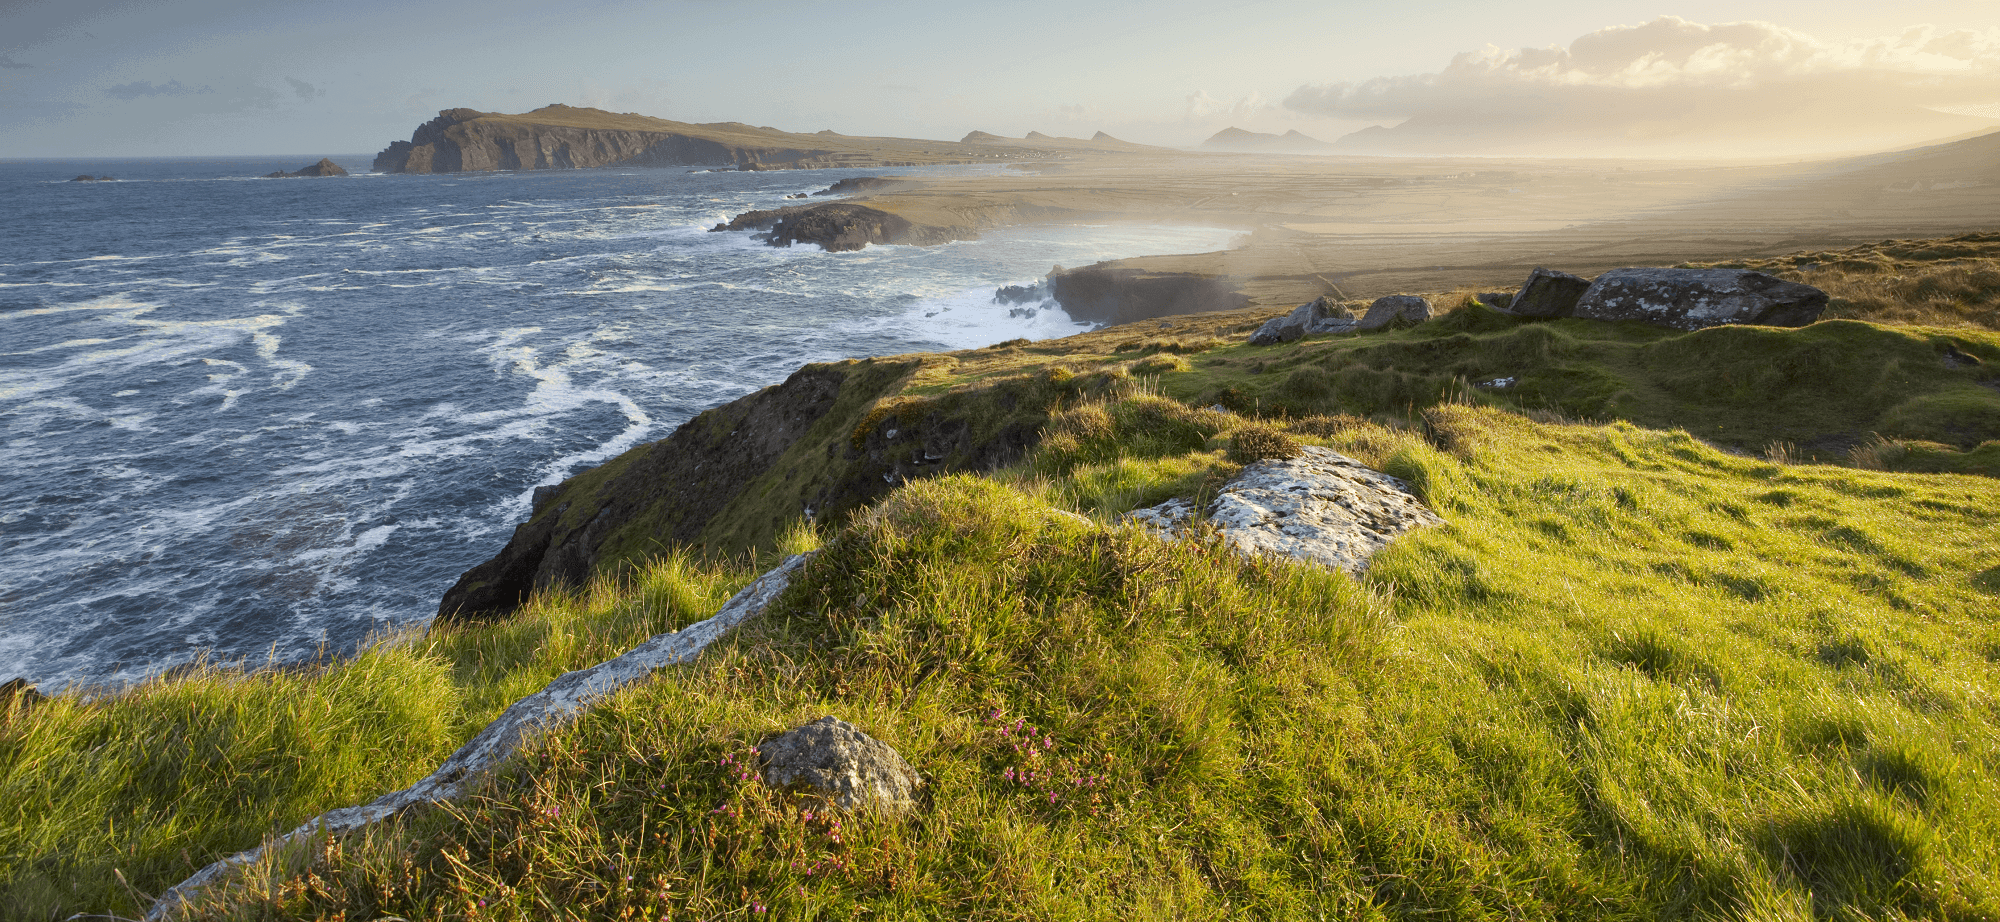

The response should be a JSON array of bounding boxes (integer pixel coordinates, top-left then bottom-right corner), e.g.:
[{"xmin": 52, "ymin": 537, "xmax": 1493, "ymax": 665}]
[
  {"xmin": 372, "ymin": 105, "xmax": 1016, "ymax": 174},
  {"xmin": 1048, "ymin": 262, "xmax": 1249, "ymax": 325},
  {"xmin": 373, "ymin": 107, "xmax": 834, "ymax": 174},
  {"xmin": 439, "ymin": 352, "xmax": 1055, "ymax": 621}
]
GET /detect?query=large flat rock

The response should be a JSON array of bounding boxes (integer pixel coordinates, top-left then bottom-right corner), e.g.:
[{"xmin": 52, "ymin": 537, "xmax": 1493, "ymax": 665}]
[
  {"xmin": 1573, "ymin": 268, "xmax": 1827, "ymax": 330},
  {"xmin": 1125, "ymin": 446, "xmax": 1441, "ymax": 575}
]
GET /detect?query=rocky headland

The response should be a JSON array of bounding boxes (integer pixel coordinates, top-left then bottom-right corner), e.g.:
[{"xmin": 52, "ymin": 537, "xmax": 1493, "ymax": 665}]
[{"xmin": 369, "ymin": 105, "xmax": 1168, "ymax": 175}]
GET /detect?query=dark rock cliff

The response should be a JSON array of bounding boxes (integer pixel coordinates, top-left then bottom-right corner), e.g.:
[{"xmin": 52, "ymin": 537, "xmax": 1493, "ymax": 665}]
[
  {"xmin": 1048, "ymin": 262, "xmax": 1249, "ymax": 326},
  {"xmin": 712, "ymin": 203, "xmax": 969, "ymax": 252},
  {"xmin": 438, "ymin": 354, "xmax": 1053, "ymax": 621},
  {"xmin": 374, "ymin": 108, "xmax": 835, "ymax": 174}
]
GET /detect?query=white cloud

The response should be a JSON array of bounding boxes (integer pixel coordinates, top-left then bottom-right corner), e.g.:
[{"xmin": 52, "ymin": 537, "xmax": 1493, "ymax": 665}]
[
  {"xmin": 1184, "ymin": 89, "xmax": 1270, "ymax": 122},
  {"xmin": 104, "ymin": 78, "xmax": 214, "ymax": 99},
  {"xmin": 1284, "ymin": 17, "xmax": 2000, "ymax": 156}
]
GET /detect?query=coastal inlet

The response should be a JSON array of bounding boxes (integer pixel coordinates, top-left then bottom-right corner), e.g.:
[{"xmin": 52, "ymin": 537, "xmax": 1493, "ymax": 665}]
[{"xmin": 0, "ymin": 156, "xmax": 1238, "ymax": 690}]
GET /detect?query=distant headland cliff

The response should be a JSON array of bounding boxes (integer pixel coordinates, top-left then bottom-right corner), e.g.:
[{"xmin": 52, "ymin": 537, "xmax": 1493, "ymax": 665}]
[{"xmin": 372, "ymin": 105, "xmax": 1157, "ymax": 174}]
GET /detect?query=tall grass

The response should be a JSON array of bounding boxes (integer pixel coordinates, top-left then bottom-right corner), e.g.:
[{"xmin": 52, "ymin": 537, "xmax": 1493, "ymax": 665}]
[
  {"xmin": 169, "ymin": 405, "xmax": 1998, "ymax": 921},
  {"xmin": 0, "ymin": 556, "xmax": 757, "ymax": 920}
]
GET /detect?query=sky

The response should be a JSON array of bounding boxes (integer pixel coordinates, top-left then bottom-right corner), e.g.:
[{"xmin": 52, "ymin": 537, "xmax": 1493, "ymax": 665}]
[{"xmin": 1, "ymin": 0, "xmax": 1996, "ymax": 158}]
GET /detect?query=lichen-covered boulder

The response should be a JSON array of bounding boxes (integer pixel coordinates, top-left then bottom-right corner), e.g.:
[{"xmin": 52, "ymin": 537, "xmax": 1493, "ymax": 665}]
[
  {"xmin": 759, "ymin": 717, "xmax": 923, "ymax": 816},
  {"xmin": 1123, "ymin": 446, "xmax": 1442, "ymax": 575},
  {"xmin": 1249, "ymin": 296, "xmax": 1357, "ymax": 345},
  {"xmin": 1358, "ymin": 295, "xmax": 1434, "ymax": 330},
  {"xmin": 1506, "ymin": 267, "xmax": 1592, "ymax": 317},
  {"xmin": 1572, "ymin": 268, "xmax": 1827, "ymax": 330}
]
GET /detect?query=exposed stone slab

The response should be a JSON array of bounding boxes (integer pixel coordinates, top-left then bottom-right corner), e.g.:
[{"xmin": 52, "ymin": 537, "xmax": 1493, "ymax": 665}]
[
  {"xmin": 759, "ymin": 717, "xmax": 923, "ymax": 816},
  {"xmin": 1123, "ymin": 447, "xmax": 1440, "ymax": 575},
  {"xmin": 147, "ymin": 553, "xmax": 814, "ymax": 920},
  {"xmin": 1573, "ymin": 268, "xmax": 1828, "ymax": 330}
]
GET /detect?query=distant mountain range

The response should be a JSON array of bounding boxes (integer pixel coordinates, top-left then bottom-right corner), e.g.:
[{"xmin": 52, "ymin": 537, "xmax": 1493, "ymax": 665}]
[
  {"xmin": 1200, "ymin": 127, "xmax": 1333, "ymax": 153},
  {"xmin": 959, "ymin": 130, "xmax": 1168, "ymax": 152}
]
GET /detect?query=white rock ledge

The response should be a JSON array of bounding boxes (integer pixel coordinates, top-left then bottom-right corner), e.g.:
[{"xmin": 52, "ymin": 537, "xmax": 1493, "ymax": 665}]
[
  {"xmin": 147, "ymin": 552, "xmax": 815, "ymax": 920},
  {"xmin": 1124, "ymin": 447, "xmax": 1441, "ymax": 575}
]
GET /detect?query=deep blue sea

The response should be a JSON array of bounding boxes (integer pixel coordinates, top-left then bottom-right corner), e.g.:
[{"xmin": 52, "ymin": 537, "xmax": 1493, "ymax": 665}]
[{"xmin": 0, "ymin": 156, "xmax": 1238, "ymax": 691}]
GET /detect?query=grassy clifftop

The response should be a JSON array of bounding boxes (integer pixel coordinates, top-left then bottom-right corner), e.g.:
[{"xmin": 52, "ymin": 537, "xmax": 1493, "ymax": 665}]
[{"xmin": 4, "ymin": 237, "xmax": 1999, "ymax": 920}]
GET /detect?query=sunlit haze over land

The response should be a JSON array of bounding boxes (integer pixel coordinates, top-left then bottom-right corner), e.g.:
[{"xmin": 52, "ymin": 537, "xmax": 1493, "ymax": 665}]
[{"xmin": 2, "ymin": 0, "xmax": 1996, "ymax": 159}]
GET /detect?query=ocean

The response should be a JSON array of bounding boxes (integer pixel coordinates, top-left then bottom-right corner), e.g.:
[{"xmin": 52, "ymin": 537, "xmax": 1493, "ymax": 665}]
[{"xmin": 0, "ymin": 156, "xmax": 1239, "ymax": 691}]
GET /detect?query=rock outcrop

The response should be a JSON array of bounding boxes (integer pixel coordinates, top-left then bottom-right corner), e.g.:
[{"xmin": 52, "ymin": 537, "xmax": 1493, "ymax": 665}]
[
  {"xmin": 439, "ymin": 362, "xmax": 894, "ymax": 620},
  {"xmin": 1505, "ymin": 268, "xmax": 1592, "ymax": 317},
  {"xmin": 759, "ymin": 717, "xmax": 923, "ymax": 816},
  {"xmin": 1249, "ymin": 296, "xmax": 1357, "ymax": 345},
  {"xmin": 264, "ymin": 158, "xmax": 348, "ymax": 178},
  {"xmin": 441, "ymin": 354, "xmax": 1045, "ymax": 621},
  {"xmin": 813, "ymin": 176, "xmax": 918, "ymax": 196},
  {"xmin": 1573, "ymin": 268, "xmax": 1828, "ymax": 330},
  {"xmin": 712, "ymin": 203, "xmax": 963, "ymax": 252},
  {"xmin": 1497, "ymin": 266, "xmax": 1828, "ymax": 330},
  {"xmin": 1124, "ymin": 446, "xmax": 1442, "ymax": 576},
  {"xmin": 1358, "ymin": 295, "xmax": 1434, "ymax": 330},
  {"xmin": 147, "ymin": 553, "xmax": 813, "ymax": 921},
  {"xmin": 68, "ymin": 174, "xmax": 113, "ymax": 182},
  {"xmin": 1040, "ymin": 262, "xmax": 1248, "ymax": 327}
]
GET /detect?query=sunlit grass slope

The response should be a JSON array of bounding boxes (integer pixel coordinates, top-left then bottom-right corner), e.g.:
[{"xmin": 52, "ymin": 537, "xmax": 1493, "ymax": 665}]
[
  {"xmin": 0, "ymin": 556, "xmax": 769, "ymax": 918},
  {"xmin": 147, "ymin": 405, "xmax": 2000, "ymax": 922}
]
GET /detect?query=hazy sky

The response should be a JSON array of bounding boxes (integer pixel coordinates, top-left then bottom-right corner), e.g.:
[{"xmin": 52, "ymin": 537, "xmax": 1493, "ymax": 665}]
[{"xmin": 1, "ymin": 0, "xmax": 1995, "ymax": 157}]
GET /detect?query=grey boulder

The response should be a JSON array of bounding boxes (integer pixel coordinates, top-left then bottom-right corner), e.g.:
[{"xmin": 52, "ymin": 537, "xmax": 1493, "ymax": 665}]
[
  {"xmin": 1574, "ymin": 268, "xmax": 1827, "ymax": 330},
  {"xmin": 760, "ymin": 717, "xmax": 923, "ymax": 816},
  {"xmin": 1358, "ymin": 295, "xmax": 1433, "ymax": 330},
  {"xmin": 1249, "ymin": 296, "xmax": 1358, "ymax": 345},
  {"xmin": 1506, "ymin": 268, "xmax": 1592, "ymax": 317},
  {"xmin": 1124, "ymin": 446, "xmax": 1442, "ymax": 576}
]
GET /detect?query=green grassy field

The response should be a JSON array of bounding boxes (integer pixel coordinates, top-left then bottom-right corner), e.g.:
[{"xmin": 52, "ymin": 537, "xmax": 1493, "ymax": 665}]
[{"xmin": 4, "ymin": 238, "xmax": 1999, "ymax": 920}]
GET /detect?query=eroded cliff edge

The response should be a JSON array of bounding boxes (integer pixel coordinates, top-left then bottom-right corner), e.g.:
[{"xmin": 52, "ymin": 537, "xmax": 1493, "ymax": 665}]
[{"xmin": 438, "ymin": 354, "xmax": 1050, "ymax": 620}]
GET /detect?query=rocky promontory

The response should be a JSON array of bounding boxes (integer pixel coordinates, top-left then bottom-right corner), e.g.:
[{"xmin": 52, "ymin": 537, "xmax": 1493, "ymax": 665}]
[
  {"xmin": 711, "ymin": 202, "xmax": 970, "ymax": 251},
  {"xmin": 371, "ymin": 105, "xmax": 1049, "ymax": 174},
  {"xmin": 1047, "ymin": 261, "xmax": 1249, "ymax": 325}
]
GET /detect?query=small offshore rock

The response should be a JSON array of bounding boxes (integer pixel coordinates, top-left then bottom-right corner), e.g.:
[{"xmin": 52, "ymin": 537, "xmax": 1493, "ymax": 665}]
[
  {"xmin": 993, "ymin": 282, "xmax": 1046, "ymax": 305},
  {"xmin": 1573, "ymin": 268, "xmax": 1828, "ymax": 330},
  {"xmin": 760, "ymin": 717, "xmax": 923, "ymax": 816},
  {"xmin": 1507, "ymin": 268, "xmax": 1593, "ymax": 317},
  {"xmin": 1123, "ymin": 446, "xmax": 1441, "ymax": 576},
  {"xmin": 1358, "ymin": 294, "xmax": 1433, "ymax": 331},
  {"xmin": 265, "ymin": 158, "xmax": 350, "ymax": 179},
  {"xmin": 1249, "ymin": 295, "xmax": 1357, "ymax": 345}
]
